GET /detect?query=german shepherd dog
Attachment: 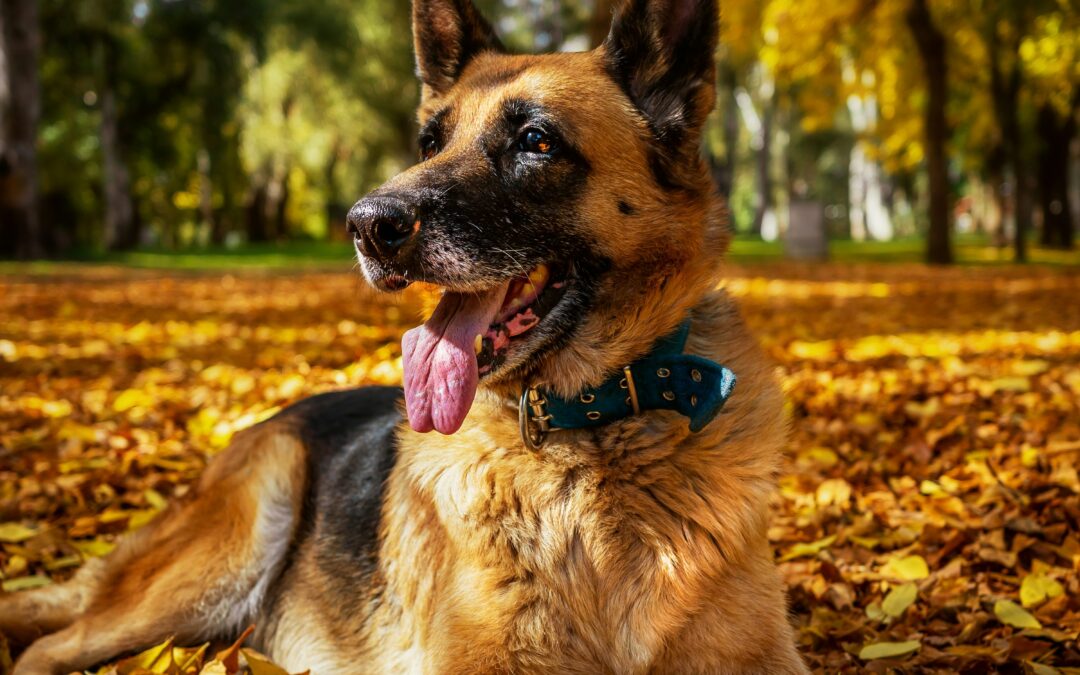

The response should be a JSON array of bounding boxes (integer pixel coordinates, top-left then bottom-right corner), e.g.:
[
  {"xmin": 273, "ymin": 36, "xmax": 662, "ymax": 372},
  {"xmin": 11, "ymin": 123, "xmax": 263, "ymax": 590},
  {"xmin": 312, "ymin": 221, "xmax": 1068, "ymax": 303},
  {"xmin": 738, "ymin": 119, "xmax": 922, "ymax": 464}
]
[{"xmin": 2, "ymin": 0, "xmax": 807, "ymax": 672}]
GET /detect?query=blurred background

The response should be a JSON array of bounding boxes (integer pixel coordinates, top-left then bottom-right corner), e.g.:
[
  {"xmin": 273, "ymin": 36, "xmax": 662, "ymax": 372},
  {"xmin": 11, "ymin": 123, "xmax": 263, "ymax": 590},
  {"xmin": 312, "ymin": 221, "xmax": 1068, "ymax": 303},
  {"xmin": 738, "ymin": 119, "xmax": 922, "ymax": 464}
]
[{"xmin": 0, "ymin": 0, "xmax": 1077, "ymax": 264}]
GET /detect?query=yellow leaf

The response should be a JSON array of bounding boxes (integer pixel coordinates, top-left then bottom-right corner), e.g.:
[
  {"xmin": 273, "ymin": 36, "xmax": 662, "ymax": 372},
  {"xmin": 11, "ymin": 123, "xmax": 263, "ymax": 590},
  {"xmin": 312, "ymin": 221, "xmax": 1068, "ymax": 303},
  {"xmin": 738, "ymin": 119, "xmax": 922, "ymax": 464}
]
[
  {"xmin": 816, "ymin": 479, "xmax": 852, "ymax": 507},
  {"xmin": 0, "ymin": 522, "xmax": 39, "ymax": 543},
  {"xmin": 797, "ymin": 446, "xmax": 838, "ymax": 467},
  {"xmin": 849, "ymin": 535, "xmax": 880, "ymax": 549},
  {"xmin": 128, "ymin": 509, "xmax": 162, "ymax": 531},
  {"xmin": 74, "ymin": 537, "xmax": 117, "ymax": 558},
  {"xmin": 1011, "ymin": 359, "xmax": 1049, "ymax": 376},
  {"xmin": 789, "ymin": 340, "xmax": 834, "ymax": 360},
  {"xmin": 114, "ymin": 388, "xmax": 153, "ymax": 412},
  {"xmin": 1027, "ymin": 662, "xmax": 1062, "ymax": 675},
  {"xmin": 241, "ymin": 649, "xmax": 291, "ymax": 675},
  {"xmin": 882, "ymin": 582, "xmax": 918, "ymax": 618},
  {"xmin": 852, "ymin": 412, "xmax": 879, "ymax": 429},
  {"xmin": 44, "ymin": 554, "xmax": 81, "ymax": 572},
  {"xmin": 1, "ymin": 575, "xmax": 52, "ymax": 593},
  {"xmin": 1021, "ymin": 445, "xmax": 1041, "ymax": 468},
  {"xmin": 881, "ymin": 555, "xmax": 929, "ymax": 581},
  {"xmin": 2, "ymin": 554, "xmax": 27, "ymax": 577},
  {"xmin": 116, "ymin": 637, "xmax": 174, "ymax": 674},
  {"xmin": 99, "ymin": 508, "xmax": 134, "ymax": 524},
  {"xmin": 198, "ymin": 661, "xmax": 228, "ymax": 675},
  {"xmin": 865, "ymin": 602, "xmax": 885, "ymax": 621},
  {"xmin": 859, "ymin": 640, "xmax": 920, "ymax": 660},
  {"xmin": 980, "ymin": 377, "xmax": 1030, "ymax": 396},
  {"xmin": 779, "ymin": 535, "xmax": 837, "ymax": 562},
  {"xmin": 144, "ymin": 488, "xmax": 169, "ymax": 511},
  {"xmin": 994, "ymin": 599, "xmax": 1042, "ymax": 629},
  {"xmin": 172, "ymin": 643, "xmax": 209, "ymax": 674},
  {"xmin": 42, "ymin": 399, "xmax": 73, "ymax": 418},
  {"xmin": 1020, "ymin": 572, "xmax": 1064, "ymax": 608},
  {"xmin": 919, "ymin": 480, "xmax": 944, "ymax": 496}
]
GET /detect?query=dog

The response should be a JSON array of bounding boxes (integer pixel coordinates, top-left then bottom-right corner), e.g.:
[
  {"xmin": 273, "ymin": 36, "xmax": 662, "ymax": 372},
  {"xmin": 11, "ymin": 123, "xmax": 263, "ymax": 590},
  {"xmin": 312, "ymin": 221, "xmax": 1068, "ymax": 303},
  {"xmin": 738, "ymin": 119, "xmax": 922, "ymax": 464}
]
[{"xmin": 1, "ymin": 0, "xmax": 808, "ymax": 672}]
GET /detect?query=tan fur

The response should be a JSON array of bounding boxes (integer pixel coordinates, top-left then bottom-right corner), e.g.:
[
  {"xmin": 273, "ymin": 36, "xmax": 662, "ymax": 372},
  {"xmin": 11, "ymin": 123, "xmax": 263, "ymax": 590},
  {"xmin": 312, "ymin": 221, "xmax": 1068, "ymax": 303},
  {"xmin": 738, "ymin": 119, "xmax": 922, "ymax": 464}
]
[
  {"xmin": 356, "ymin": 291, "xmax": 802, "ymax": 674},
  {"xmin": 2, "ymin": 26, "xmax": 806, "ymax": 675}
]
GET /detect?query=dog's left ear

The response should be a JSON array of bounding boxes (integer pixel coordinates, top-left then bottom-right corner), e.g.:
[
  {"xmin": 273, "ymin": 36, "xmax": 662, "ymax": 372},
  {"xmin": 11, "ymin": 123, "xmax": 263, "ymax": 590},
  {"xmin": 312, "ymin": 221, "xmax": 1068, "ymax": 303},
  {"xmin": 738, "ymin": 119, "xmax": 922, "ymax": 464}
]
[
  {"xmin": 603, "ymin": 0, "xmax": 718, "ymax": 168},
  {"xmin": 413, "ymin": 0, "xmax": 504, "ymax": 99}
]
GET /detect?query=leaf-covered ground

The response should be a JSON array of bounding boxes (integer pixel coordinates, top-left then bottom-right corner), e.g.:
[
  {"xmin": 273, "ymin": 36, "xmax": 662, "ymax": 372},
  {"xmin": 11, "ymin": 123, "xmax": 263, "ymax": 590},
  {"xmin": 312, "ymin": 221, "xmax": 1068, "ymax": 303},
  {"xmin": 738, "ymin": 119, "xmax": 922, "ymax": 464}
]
[{"xmin": 1, "ymin": 262, "xmax": 1078, "ymax": 673}]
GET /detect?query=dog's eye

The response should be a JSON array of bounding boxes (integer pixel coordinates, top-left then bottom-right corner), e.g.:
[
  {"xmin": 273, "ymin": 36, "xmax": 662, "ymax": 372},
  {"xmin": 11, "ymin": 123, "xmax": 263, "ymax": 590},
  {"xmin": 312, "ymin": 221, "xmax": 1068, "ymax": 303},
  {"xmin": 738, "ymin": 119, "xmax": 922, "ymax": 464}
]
[
  {"xmin": 518, "ymin": 128, "xmax": 553, "ymax": 155},
  {"xmin": 419, "ymin": 135, "xmax": 438, "ymax": 161}
]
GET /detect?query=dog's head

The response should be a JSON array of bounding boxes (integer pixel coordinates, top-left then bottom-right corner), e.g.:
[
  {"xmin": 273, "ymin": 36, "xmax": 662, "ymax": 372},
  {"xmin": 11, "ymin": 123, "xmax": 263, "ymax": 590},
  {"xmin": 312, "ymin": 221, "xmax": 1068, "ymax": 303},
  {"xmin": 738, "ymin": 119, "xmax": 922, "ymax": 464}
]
[{"xmin": 348, "ymin": 0, "xmax": 729, "ymax": 434}]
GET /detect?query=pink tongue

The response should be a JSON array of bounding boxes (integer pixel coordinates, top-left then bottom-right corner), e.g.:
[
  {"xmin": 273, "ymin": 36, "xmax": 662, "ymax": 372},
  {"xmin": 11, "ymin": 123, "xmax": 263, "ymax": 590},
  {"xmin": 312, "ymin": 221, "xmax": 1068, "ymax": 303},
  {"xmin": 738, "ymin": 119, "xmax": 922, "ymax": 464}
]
[{"xmin": 401, "ymin": 282, "xmax": 509, "ymax": 434}]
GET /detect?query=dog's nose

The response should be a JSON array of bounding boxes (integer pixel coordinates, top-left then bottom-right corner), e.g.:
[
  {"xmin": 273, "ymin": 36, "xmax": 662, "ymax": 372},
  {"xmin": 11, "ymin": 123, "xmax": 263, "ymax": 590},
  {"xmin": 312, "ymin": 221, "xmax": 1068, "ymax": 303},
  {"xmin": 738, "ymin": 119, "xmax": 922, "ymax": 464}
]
[{"xmin": 347, "ymin": 197, "xmax": 419, "ymax": 260}]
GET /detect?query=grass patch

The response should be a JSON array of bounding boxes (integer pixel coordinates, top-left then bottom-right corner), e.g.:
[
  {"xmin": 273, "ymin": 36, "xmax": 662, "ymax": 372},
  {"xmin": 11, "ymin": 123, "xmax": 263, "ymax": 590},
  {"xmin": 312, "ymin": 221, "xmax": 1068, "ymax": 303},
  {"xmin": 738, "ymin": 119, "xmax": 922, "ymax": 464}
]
[{"xmin": 1, "ymin": 236, "xmax": 1077, "ymax": 275}]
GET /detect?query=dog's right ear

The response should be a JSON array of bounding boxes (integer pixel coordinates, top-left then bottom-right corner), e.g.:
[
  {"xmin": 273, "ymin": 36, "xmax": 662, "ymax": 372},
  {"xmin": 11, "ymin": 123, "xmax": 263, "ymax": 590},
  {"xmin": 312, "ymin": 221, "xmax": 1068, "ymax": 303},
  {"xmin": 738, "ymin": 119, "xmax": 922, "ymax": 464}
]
[{"xmin": 413, "ymin": 0, "xmax": 503, "ymax": 100}]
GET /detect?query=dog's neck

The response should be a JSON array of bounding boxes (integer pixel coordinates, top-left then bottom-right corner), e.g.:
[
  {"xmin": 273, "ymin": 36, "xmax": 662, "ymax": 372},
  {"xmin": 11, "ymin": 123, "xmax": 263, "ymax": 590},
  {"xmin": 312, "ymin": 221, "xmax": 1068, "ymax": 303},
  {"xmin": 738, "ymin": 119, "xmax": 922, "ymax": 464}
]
[
  {"xmin": 514, "ymin": 319, "xmax": 735, "ymax": 450},
  {"xmin": 479, "ymin": 295, "xmax": 738, "ymax": 452}
]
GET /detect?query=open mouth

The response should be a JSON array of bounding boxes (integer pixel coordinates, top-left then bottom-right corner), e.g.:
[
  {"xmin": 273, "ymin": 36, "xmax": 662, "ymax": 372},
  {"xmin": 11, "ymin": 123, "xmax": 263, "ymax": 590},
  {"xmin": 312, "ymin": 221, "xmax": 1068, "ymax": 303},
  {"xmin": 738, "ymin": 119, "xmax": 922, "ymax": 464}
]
[
  {"xmin": 400, "ymin": 262, "xmax": 572, "ymax": 435},
  {"xmin": 477, "ymin": 262, "xmax": 569, "ymax": 375}
]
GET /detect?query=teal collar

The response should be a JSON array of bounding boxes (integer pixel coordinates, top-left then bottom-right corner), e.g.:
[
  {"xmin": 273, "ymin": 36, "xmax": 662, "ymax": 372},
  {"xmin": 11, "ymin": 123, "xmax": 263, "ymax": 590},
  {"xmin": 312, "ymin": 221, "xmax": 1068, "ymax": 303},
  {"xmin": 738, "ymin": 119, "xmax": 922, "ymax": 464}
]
[{"xmin": 518, "ymin": 321, "xmax": 737, "ymax": 450}]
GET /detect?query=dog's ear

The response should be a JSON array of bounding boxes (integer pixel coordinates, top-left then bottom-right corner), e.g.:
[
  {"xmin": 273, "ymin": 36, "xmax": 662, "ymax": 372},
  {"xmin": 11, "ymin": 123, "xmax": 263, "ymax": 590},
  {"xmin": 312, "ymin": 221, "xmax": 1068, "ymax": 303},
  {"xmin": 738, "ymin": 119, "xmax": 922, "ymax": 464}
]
[
  {"xmin": 603, "ymin": 0, "xmax": 718, "ymax": 180},
  {"xmin": 413, "ymin": 0, "xmax": 503, "ymax": 99}
]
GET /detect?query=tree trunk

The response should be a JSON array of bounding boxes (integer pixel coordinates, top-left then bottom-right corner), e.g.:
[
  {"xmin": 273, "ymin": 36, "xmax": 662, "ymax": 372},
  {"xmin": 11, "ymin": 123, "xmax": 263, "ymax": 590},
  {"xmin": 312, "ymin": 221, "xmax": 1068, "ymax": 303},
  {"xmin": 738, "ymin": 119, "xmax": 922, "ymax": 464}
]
[
  {"xmin": 100, "ymin": 47, "xmax": 136, "ymax": 251},
  {"xmin": 987, "ymin": 6, "xmax": 1029, "ymax": 262},
  {"xmin": 197, "ymin": 147, "xmax": 217, "ymax": 243},
  {"xmin": 907, "ymin": 0, "xmax": 953, "ymax": 264},
  {"xmin": 752, "ymin": 93, "xmax": 773, "ymax": 237},
  {"xmin": 720, "ymin": 67, "xmax": 739, "ymax": 203},
  {"xmin": 246, "ymin": 181, "xmax": 271, "ymax": 243},
  {"xmin": 324, "ymin": 140, "xmax": 349, "ymax": 239},
  {"xmin": 0, "ymin": 0, "xmax": 42, "ymax": 258},
  {"xmin": 1037, "ymin": 103, "xmax": 1075, "ymax": 249},
  {"xmin": 274, "ymin": 173, "xmax": 289, "ymax": 240},
  {"xmin": 989, "ymin": 145, "xmax": 1010, "ymax": 247}
]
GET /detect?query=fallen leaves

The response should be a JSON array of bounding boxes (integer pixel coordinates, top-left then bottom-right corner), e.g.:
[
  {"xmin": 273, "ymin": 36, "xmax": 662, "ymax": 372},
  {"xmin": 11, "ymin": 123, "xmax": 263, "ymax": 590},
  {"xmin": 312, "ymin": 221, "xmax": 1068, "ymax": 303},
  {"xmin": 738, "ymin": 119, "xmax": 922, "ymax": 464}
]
[
  {"xmin": 737, "ymin": 264, "xmax": 1080, "ymax": 672},
  {"xmin": 1, "ymin": 262, "xmax": 1079, "ymax": 673},
  {"xmin": 93, "ymin": 626, "xmax": 304, "ymax": 675}
]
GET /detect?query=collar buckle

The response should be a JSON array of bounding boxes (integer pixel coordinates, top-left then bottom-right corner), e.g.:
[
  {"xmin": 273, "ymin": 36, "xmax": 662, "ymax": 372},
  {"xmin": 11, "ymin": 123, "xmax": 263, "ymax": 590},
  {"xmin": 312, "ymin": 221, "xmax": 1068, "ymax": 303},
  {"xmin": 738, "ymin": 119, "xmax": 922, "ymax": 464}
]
[
  {"xmin": 519, "ymin": 385, "xmax": 552, "ymax": 452},
  {"xmin": 621, "ymin": 366, "xmax": 642, "ymax": 415}
]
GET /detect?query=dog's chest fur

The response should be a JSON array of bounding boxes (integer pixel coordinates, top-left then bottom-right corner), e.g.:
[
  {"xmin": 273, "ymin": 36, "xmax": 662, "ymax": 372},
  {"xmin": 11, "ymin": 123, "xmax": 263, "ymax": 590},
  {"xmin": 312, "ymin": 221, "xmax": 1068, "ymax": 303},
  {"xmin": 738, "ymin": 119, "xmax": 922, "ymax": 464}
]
[{"xmin": 367, "ymin": 294, "xmax": 789, "ymax": 674}]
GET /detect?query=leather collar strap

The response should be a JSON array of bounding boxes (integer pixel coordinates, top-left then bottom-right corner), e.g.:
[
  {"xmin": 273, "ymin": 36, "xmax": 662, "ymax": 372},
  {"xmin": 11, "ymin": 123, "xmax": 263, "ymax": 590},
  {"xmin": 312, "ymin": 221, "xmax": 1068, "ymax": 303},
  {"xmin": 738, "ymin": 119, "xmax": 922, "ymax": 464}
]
[{"xmin": 519, "ymin": 321, "xmax": 737, "ymax": 451}]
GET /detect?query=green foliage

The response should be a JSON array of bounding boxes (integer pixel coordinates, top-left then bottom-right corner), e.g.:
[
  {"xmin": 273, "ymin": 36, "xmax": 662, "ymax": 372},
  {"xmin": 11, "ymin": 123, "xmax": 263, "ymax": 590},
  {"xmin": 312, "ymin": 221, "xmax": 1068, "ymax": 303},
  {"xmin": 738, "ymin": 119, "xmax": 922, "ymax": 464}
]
[{"xmin": 26, "ymin": 0, "xmax": 1078, "ymax": 254}]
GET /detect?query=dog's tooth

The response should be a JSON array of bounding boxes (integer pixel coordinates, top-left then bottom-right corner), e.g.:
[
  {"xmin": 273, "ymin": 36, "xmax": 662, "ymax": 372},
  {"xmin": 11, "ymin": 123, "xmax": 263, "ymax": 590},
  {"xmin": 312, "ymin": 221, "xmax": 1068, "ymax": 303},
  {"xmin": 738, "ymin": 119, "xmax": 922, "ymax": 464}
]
[
  {"xmin": 528, "ymin": 264, "xmax": 549, "ymax": 287},
  {"xmin": 474, "ymin": 334, "xmax": 483, "ymax": 355}
]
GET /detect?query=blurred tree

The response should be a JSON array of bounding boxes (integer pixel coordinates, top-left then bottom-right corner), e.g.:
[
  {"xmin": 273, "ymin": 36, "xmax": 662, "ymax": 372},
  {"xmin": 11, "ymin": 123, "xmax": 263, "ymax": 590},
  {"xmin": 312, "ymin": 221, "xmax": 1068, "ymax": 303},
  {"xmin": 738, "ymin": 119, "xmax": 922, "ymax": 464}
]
[
  {"xmin": 907, "ymin": 0, "xmax": 953, "ymax": 264},
  {"xmin": 1036, "ymin": 97, "xmax": 1076, "ymax": 249},
  {"xmin": 985, "ymin": 0, "xmax": 1032, "ymax": 261},
  {"xmin": 0, "ymin": 0, "xmax": 42, "ymax": 258},
  {"xmin": 1023, "ymin": 7, "xmax": 1078, "ymax": 250}
]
